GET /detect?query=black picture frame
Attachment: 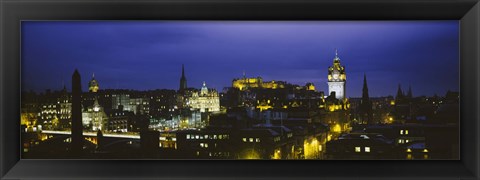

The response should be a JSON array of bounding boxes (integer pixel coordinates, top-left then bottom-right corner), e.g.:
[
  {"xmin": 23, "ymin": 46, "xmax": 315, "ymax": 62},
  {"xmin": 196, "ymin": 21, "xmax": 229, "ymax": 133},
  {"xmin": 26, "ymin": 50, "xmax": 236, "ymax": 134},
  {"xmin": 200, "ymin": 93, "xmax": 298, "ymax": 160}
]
[{"xmin": 1, "ymin": 0, "xmax": 479, "ymax": 179}]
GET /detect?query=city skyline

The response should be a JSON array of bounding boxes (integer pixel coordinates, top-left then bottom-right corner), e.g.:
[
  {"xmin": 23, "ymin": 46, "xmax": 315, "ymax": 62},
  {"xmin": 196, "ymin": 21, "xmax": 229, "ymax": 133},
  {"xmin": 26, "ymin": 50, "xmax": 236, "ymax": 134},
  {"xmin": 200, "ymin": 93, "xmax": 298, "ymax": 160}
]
[{"xmin": 21, "ymin": 21, "xmax": 459, "ymax": 97}]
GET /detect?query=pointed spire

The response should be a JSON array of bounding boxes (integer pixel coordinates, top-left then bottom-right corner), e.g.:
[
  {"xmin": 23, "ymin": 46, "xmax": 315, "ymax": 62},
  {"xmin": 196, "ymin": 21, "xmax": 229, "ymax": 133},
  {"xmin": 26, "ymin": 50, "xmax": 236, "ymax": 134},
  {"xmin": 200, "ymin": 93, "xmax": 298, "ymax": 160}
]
[
  {"xmin": 334, "ymin": 48, "xmax": 340, "ymax": 62},
  {"xmin": 179, "ymin": 64, "xmax": 187, "ymax": 92},
  {"xmin": 363, "ymin": 73, "xmax": 368, "ymax": 90},
  {"xmin": 407, "ymin": 85, "xmax": 413, "ymax": 98},
  {"xmin": 182, "ymin": 64, "xmax": 185, "ymax": 77},
  {"xmin": 92, "ymin": 72, "xmax": 95, "ymax": 79},
  {"xmin": 203, "ymin": 81, "xmax": 206, "ymax": 87},
  {"xmin": 362, "ymin": 73, "xmax": 369, "ymax": 100},
  {"xmin": 396, "ymin": 84, "xmax": 404, "ymax": 99},
  {"xmin": 243, "ymin": 70, "xmax": 246, "ymax": 78}
]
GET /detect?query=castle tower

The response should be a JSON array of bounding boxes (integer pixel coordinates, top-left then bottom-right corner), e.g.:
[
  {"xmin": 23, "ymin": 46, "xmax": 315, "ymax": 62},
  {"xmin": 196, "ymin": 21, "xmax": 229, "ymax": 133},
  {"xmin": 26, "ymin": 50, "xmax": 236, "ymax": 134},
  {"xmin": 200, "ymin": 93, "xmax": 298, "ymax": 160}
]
[
  {"xmin": 179, "ymin": 64, "xmax": 187, "ymax": 93},
  {"xmin": 327, "ymin": 49, "xmax": 347, "ymax": 100},
  {"xmin": 71, "ymin": 69, "xmax": 83, "ymax": 154},
  {"xmin": 88, "ymin": 73, "xmax": 99, "ymax": 93}
]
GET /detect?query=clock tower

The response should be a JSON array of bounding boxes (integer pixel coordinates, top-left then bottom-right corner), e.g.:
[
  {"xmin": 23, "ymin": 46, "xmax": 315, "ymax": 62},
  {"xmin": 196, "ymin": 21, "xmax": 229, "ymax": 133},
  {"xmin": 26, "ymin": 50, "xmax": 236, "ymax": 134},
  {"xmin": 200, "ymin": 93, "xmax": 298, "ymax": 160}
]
[{"xmin": 327, "ymin": 49, "xmax": 346, "ymax": 100}]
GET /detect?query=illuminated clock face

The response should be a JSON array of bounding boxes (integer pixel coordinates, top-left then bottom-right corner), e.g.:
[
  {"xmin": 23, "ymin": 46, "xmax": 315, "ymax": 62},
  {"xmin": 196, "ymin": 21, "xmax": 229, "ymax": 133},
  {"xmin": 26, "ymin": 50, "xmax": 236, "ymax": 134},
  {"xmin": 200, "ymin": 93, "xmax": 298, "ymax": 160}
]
[{"xmin": 333, "ymin": 73, "xmax": 339, "ymax": 79}]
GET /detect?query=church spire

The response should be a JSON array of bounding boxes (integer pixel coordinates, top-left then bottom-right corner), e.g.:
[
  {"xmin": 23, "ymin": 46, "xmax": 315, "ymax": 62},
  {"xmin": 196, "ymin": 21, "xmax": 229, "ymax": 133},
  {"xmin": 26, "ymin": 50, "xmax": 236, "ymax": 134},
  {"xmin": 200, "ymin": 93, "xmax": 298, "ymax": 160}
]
[
  {"xmin": 362, "ymin": 73, "xmax": 369, "ymax": 100},
  {"xmin": 179, "ymin": 64, "xmax": 187, "ymax": 92},
  {"xmin": 407, "ymin": 85, "xmax": 413, "ymax": 98},
  {"xmin": 359, "ymin": 73, "xmax": 373, "ymax": 124},
  {"xmin": 181, "ymin": 64, "xmax": 185, "ymax": 77},
  {"xmin": 396, "ymin": 84, "xmax": 404, "ymax": 99}
]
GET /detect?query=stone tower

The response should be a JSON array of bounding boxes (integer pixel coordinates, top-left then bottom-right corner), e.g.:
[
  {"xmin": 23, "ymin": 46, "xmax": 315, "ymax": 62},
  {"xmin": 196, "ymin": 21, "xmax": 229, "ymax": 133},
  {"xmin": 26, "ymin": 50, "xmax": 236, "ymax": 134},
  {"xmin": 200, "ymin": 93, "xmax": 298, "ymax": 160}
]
[{"xmin": 327, "ymin": 49, "xmax": 347, "ymax": 100}]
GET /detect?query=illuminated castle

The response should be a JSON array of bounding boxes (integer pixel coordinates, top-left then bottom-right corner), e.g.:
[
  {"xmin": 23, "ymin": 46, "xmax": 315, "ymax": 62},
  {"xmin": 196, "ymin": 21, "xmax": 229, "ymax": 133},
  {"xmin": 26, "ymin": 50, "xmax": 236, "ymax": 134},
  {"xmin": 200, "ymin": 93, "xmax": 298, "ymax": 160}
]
[
  {"xmin": 327, "ymin": 49, "xmax": 347, "ymax": 100},
  {"xmin": 232, "ymin": 72, "xmax": 286, "ymax": 91},
  {"xmin": 88, "ymin": 73, "xmax": 99, "ymax": 93}
]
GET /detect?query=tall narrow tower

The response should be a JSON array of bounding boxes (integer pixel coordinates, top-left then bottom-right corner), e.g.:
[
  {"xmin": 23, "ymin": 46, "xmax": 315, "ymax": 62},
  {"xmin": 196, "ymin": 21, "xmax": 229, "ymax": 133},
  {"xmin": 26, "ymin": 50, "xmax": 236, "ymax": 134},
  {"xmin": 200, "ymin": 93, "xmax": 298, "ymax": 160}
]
[
  {"xmin": 359, "ymin": 74, "xmax": 373, "ymax": 124},
  {"xmin": 407, "ymin": 85, "xmax": 413, "ymax": 98},
  {"xmin": 362, "ymin": 74, "xmax": 370, "ymax": 100},
  {"xmin": 179, "ymin": 64, "xmax": 187, "ymax": 93},
  {"xmin": 71, "ymin": 69, "xmax": 83, "ymax": 154},
  {"xmin": 396, "ymin": 84, "xmax": 404, "ymax": 102},
  {"xmin": 327, "ymin": 49, "xmax": 347, "ymax": 100}
]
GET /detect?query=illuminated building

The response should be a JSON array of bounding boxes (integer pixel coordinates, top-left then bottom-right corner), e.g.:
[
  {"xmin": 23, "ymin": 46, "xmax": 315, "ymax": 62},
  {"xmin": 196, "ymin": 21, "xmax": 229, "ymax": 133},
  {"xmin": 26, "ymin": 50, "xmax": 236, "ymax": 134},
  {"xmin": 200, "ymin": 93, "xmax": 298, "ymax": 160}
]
[
  {"xmin": 21, "ymin": 101, "xmax": 39, "ymax": 132},
  {"xmin": 39, "ymin": 101, "xmax": 58, "ymax": 130},
  {"xmin": 305, "ymin": 83, "xmax": 315, "ymax": 91},
  {"xmin": 232, "ymin": 73, "xmax": 286, "ymax": 91},
  {"xmin": 232, "ymin": 76, "xmax": 262, "ymax": 90},
  {"xmin": 176, "ymin": 129, "xmax": 232, "ymax": 159},
  {"xmin": 88, "ymin": 73, "xmax": 99, "ymax": 93},
  {"xmin": 112, "ymin": 94, "xmax": 130, "ymax": 110},
  {"xmin": 325, "ymin": 133, "xmax": 394, "ymax": 159},
  {"xmin": 129, "ymin": 97, "xmax": 150, "ymax": 115},
  {"xmin": 58, "ymin": 85, "xmax": 72, "ymax": 129},
  {"xmin": 107, "ymin": 109, "xmax": 134, "ymax": 133},
  {"xmin": 188, "ymin": 82, "xmax": 220, "ymax": 113},
  {"xmin": 327, "ymin": 49, "xmax": 346, "ymax": 100},
  {"xmin": 82, "ymin": 99, "xmax": 108, "ymax": 131},
  {"xmin": 147, "ymin": 89, "xmax": 177, "ymax": 119}
]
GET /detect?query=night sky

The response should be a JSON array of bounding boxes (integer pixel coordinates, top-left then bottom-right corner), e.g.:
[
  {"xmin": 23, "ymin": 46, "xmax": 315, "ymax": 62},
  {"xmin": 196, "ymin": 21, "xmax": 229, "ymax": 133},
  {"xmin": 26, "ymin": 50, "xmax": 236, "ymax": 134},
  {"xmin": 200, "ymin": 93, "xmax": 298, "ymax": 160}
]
[{"xmin": 21, "ymin": 21, "xmax": 459, "ymax": 97}]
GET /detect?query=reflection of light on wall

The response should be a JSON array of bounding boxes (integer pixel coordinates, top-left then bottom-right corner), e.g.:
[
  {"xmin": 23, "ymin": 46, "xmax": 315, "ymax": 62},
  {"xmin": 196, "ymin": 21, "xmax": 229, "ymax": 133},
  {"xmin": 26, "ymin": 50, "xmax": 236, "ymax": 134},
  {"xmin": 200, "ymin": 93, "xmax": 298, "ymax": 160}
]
[
  {"xmin": 332, "ymin": 124, "xmax": 342, "ymax": 133},
  {"xmin": 273, "ymin": 149, "xmax": 281, "ymax": 159},
  {"xmin": 242, "ymin": 149, "xmax": 261, "ymax": 159},
  {"xmin": 304, "ymin": 138, "xmax": 320, "ymax": 159},
  {"xmin": 390, "ymin": 100, "xmax": 395, "ymax": 105}
]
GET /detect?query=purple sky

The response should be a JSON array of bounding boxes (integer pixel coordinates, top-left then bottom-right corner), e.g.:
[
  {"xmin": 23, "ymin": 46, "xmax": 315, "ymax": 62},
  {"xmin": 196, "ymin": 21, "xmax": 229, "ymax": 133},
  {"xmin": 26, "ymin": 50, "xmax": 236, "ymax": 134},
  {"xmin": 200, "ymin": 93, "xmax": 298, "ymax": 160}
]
[{"xmin": 21, "ymin": 21, "xmax": 459, "ymax": 97}]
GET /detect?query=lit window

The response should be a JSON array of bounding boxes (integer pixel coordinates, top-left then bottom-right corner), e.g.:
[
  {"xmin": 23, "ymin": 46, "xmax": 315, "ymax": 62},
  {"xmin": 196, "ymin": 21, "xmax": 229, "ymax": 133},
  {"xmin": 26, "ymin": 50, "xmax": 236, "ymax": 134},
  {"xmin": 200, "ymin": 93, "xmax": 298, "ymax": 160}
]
[
  {"xmin": 249, "ymin": 138, "xmax": 254, "ymax": 142},
  {"xmin": 200, "ymin": 143, "xmax": 204, "ymax": 147},
  {"xmin": 255, "ymin": 138, "xmax": 260, "ymax": 142},
  {"xmin": 242, "ymin": 138, "xmax": 247, "ymax": 142},
  {"xmin": 405, "ymin": 140, "xmax": 409, "ymax": 143},
  {"xmin": 186, "ymin": 135, "xmax": 190, "ymax": 139},
  {"xmin": 355, "ymin": 147, "xmax": 361, "ymax": 152},
  {"xmin": 405, "ymin": 130, "xmax": 409, "ymax": 135},
  {"xmin": 365, "ymin": 147, "xmax": 370, "ymax": 152},
  {"xmin": 400, "ymin": 130, "xmax": 404, "ymax": 135}
]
